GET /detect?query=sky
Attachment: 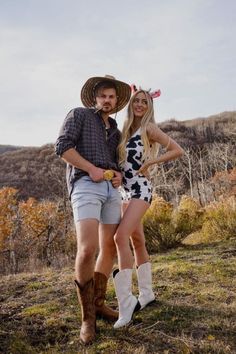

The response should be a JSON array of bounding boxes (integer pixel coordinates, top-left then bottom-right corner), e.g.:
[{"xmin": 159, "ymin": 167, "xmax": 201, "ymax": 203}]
[{"xmin": 0, "ymin": 0, "xmax": 235, "ymax": 147}]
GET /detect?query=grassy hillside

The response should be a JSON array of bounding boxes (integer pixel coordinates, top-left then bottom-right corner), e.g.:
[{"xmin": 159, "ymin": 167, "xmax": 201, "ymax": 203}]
[{"xmin": 1, "ymin": 238, "xmax": 235, "ymax": 354}]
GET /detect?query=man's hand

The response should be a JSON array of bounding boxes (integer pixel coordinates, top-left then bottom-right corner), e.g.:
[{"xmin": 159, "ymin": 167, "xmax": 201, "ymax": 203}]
[
  {"xmin": 111, "ymin": 170, "xmax": 122, "ymax": 188},
  {"xmin": 88, "ymin": 166, "xmax": 105, "ymax": 182}
]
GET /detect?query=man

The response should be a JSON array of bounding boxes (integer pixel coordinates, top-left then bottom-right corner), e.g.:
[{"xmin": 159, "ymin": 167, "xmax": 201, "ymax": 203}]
[{"xmin": 55, "ymin": 75, "xmax": 131, "ymax": 344}]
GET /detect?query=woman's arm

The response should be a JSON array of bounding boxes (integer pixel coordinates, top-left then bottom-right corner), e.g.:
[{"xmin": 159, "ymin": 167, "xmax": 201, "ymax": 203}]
[{"xmin": 137, "ymin": 123, "xmax": 184, "ymax": 175}]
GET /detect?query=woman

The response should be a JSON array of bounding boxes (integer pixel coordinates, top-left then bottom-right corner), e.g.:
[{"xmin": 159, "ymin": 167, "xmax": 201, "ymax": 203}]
[{"xmin": 113, "ymin": 87, "xmax": 184, "ymax": 328}]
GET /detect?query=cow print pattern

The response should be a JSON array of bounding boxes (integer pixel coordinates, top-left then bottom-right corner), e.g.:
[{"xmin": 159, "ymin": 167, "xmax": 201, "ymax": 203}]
[{"xmin": 121, "ymin": 128, "xmax": 152, "ymax": 204}]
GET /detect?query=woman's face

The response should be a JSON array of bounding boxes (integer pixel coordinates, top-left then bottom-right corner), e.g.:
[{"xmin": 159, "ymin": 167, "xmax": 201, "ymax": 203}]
[{"xmin": 132, "ymin": 92, "xmax": 148, "ymax": 119}]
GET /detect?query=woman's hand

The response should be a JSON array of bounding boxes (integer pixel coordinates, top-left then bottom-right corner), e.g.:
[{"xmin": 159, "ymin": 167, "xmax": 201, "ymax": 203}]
[
  {"xmin": 111, "ymin": 170, "xmax": 122, "ymax": 188},
  {"xmin": 136, "ymin": 161, "xmax": 153, "ymax": 179}
]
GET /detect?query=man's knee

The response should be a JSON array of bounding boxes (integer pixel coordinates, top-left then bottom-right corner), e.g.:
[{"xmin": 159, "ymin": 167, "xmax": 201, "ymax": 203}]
[
  {"xmin": 99, "ymin": 243, "xmax": 117, "ymax": 260},
  {"xmin": 76, "ymin": 245, "xmax": 97, "ymax": 263}
]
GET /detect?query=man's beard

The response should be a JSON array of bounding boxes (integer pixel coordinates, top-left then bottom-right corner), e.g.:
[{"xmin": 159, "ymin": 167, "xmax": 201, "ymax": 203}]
[{"xmin": 95, "ymin": 104, "xmax": 113, "ymax": 113}]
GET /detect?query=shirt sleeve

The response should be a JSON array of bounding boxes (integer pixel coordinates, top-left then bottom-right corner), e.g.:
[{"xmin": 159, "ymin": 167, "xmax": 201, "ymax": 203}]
[{"xmin": 55, "ymin": 108, "xmax": 85, "ymax": 157}]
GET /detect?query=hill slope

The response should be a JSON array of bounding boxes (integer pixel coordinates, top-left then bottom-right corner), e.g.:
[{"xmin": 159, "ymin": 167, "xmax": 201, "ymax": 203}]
[
  {"xmin": 0, "ymin": 111, "xmax": 235, "ymax": 200},
  {"xmin": 0, "ymin": 144, "xmax": 66, "ymax": 200}
]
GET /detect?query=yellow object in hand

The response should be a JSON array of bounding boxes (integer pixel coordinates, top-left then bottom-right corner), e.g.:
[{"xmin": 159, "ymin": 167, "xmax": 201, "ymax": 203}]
[{"xmin": 103, "ymin": 170, "xmax": 114, "ymax": 181}]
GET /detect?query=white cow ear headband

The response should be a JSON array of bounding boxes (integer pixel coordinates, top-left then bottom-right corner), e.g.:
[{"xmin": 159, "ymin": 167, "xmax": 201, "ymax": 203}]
[{"xmin": 130, "ymin": 84, "xmax": 161, "ymax": 99}]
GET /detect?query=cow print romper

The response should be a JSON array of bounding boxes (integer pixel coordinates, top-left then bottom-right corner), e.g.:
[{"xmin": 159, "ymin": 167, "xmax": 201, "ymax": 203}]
[{"xmin": 121, "ymin": 128, "xmax": 153, "ymax": 204}]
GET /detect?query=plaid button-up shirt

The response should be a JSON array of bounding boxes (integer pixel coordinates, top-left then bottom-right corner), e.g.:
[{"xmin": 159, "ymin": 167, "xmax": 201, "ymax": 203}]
[{"xmin": 55, "ymin": 107, "xmax": 121, "ymax": 197}]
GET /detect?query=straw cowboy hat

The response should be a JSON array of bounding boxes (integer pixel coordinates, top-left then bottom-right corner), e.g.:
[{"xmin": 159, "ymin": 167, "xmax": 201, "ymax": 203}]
[{"xmin": 81, "ymin": 75, "xmax": 131, "ymax": 114}]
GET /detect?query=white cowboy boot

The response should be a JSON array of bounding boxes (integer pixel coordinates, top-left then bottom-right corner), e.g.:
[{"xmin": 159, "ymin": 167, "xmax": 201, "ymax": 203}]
[
  {"xmin": 136, "ymin": 262, "xmax": 155, "ymax": 309},
  {"xmin": 113, "ymin": 269, "xmax": 138, "ymax": 329}
]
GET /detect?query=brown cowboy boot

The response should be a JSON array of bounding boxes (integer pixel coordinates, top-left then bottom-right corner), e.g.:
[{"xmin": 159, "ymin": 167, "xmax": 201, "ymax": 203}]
[
  {"xmin": 94, "ymin": 272, "xmax": 118, "ymax": 322},
  {"xmin": 74, "ymin": 278, "xmax": 96, "ymax": 344}
]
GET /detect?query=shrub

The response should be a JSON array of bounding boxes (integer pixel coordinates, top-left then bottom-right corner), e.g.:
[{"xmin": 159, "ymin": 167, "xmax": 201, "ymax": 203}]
[
  {"xmin": 201, "ymin": 196, "xmax": 236, "ymax": 241},
  {"xmin": 173, "ymin": 195, "xmax": 204, "ymax": 236},
  {"xmin": 143, "ymin": 195, "xmax": 204, "ymax": 252}
]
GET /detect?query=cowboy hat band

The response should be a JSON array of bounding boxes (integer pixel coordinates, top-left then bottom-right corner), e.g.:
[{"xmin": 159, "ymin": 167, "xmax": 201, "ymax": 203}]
[{"xmin": 80, "ymin": 75, "xmax": 131, "ymax": 114}]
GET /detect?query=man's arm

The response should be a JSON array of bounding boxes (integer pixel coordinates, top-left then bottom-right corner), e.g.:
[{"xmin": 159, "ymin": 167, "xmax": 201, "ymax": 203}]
[{"xmin": 62, "ymin": 148, "xmax": 105, "ymax": 182}]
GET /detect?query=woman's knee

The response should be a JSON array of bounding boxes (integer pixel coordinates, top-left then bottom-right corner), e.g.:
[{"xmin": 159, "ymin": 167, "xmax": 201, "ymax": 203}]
[{"xmin": 114, "ymin": 229, "xmax": 127, "ymax": 248}]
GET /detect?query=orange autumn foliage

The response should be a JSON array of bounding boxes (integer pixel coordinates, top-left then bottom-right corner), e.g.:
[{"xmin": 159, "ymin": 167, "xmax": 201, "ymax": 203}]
[{"xmin": 0, "ymin": 187, "xmax": 18, "ymax": 248}]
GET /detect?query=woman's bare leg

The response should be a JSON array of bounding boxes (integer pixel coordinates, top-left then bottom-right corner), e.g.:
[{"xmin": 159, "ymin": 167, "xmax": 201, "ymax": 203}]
[{"xmin": 114, "ymin": 199, "xmax": 149, "ymax": 270}]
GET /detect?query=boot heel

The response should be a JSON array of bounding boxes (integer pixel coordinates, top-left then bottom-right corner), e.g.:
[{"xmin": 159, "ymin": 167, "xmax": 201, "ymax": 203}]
[
  {"xmin": 134, "ymin": 300, "xmax": 141, "ymax": 312},
  {"xmin": 113, "ymin": 294, "xmax": 138, "ymax": 329}
]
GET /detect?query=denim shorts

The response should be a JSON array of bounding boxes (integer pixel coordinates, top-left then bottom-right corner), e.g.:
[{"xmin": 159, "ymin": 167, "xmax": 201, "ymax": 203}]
[{"xmin": 71, "ymin": 176, "xmax": 121, "ymax": 224}]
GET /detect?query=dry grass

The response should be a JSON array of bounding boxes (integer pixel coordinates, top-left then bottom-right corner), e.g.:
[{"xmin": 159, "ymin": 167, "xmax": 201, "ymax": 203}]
[{"xmin": 0, "ymin": 239, "xmax": 236, "ymax": 353}]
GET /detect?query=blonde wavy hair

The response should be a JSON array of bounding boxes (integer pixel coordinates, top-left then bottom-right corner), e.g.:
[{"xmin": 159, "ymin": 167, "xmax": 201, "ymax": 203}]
[{"xmin": 118, "ymin": 90, "xmax": 159, "ymax": 167}]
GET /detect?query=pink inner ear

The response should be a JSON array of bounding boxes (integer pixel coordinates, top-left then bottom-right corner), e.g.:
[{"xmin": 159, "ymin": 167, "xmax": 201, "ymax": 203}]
[
  {"xmin": 130, "ymin": 84, "xmax": 138, "ymax": 93},
  {"xmin": 150, "ymin": 89, "xmax": 161, "ymax": 98}
]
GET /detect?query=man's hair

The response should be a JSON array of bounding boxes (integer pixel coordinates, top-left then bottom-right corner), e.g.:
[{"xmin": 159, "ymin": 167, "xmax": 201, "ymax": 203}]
[{"xmin": 93, "ymin": 80, "xmax": 117, "ymax": 98}]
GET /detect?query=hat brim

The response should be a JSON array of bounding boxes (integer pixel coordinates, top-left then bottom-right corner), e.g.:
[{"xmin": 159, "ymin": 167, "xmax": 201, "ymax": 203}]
[{"xmin": 81, "ymin": 76, "xmax": 131, "ymax": 114}]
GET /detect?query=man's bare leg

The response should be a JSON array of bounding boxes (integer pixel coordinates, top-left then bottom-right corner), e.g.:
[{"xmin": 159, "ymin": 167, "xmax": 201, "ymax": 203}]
[
  {"xmin": 74, "ymin": 219, "xmax": 99, "ymax": 344},
  {"xmin": 94, "ymin": 223, "xmax": 119, "ymax": 321}
]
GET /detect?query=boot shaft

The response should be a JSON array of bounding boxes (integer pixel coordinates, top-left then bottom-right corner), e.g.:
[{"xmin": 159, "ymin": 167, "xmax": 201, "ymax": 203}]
[
  {"xmin": 136, "ymin": 262, "xmax": 155, "ymax": 309},
  {"xmin": 75, "ymin": 278, "xmax": 95, "ymax": 322},
  {"xmin": 94, "ymin": 272, "xmax": 107, "ymax": 307},
  {"xmin": 74, "ymin": 278, "xmax": 96, "ymax": 344},
  {"xmin": 113, "ymin": 268, "xmax": 138, "ymax": 329},
  {"xmin": 94, "ymin": 271, "xmax": 118, "ymax": 321},
  {"xmin": 136, "ymin": 262, "xmax": 152, "ymax": 287},
  {"xmin": 113, "ymin": 268, "xmax": 134, "ymax": 300}
]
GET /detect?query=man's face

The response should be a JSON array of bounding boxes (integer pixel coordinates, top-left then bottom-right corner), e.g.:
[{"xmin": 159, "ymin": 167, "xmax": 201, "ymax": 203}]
[{"xmin": 95, "ymin": 87, "xmax": 118, "ymax": 114}]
